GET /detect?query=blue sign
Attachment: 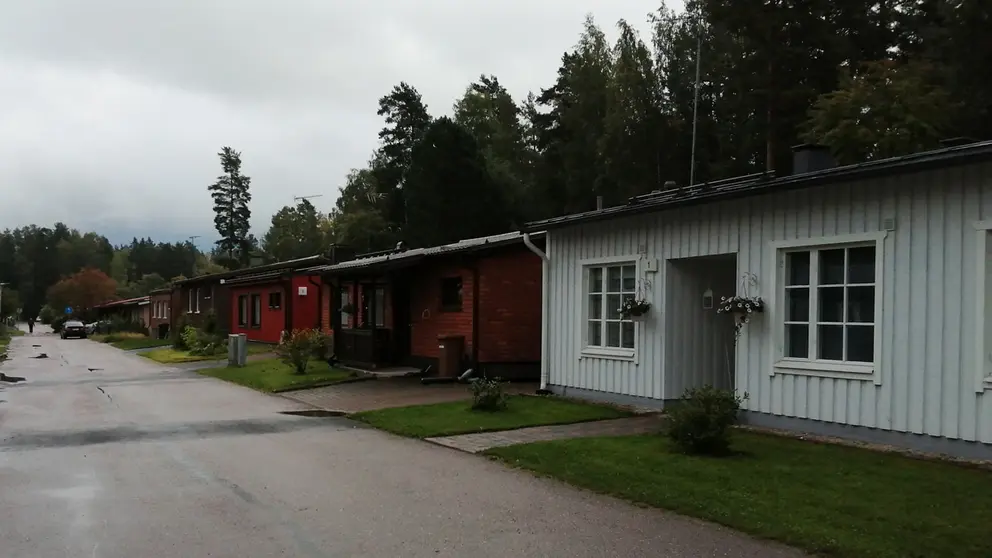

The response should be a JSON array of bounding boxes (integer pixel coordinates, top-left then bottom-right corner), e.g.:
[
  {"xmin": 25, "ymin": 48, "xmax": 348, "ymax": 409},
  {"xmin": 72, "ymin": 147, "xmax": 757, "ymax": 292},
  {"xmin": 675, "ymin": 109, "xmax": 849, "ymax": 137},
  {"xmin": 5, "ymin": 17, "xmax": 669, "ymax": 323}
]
[{"xmin": 65, "ymin": 306, "xmax": 72, "ymax": 314}]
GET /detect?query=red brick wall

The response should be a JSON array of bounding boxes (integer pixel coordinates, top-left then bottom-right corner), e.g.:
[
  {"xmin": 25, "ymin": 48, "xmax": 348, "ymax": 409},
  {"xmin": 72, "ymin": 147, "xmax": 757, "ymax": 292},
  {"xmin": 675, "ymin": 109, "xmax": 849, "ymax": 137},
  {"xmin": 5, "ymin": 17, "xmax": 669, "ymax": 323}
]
[
  {"xmin": 478, "ymin": 248, "xmax": 543, "ymax": 362},
  {"xmin": 320, "ymin": 283, "xmax": 331, "ymax": 333},
  {"xmin": 148, "ymin": 292, "xmax": 171, "ymax": 337},
  {"xmin": 409, "ymin": 264, "xmax": 474, "ymax": 361}
]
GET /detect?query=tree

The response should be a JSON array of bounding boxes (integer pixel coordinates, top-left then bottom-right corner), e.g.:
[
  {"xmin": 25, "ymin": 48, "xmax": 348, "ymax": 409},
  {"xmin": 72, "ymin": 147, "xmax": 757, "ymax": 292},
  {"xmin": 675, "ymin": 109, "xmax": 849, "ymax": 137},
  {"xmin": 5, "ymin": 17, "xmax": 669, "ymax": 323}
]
[
  {"xmin": 1, "ymin": 287, "xmax": 21, "ymax": 320},
  {"xmin": 403, "ymin": 117, "xmax": 510, "ymax": 247},
  {"xmin": 261, "ymin": 199, "xmax": 328, "ymax": 262},
  {"xmin": 209, "ymin": 147, "xmax": 253, "ymax": 263},
  {"xmin": 46, "ymin": 268, "xmax": 118, "ymax": 315},
  {"xmin": 804, "ymin": 60, "xmax": 955, "ymax": 164},
  {"xmin": 117, "ymin": 273, "xmax": 169, "ymax": 299}
]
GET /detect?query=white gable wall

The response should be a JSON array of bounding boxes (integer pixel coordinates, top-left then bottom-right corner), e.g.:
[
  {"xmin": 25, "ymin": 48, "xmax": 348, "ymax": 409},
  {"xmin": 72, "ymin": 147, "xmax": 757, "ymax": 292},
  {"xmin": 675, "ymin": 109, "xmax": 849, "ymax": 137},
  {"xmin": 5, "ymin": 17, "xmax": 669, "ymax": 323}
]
[{"xmin": 546, "ymin": 161, "xmax": 992, "ymax": 444}]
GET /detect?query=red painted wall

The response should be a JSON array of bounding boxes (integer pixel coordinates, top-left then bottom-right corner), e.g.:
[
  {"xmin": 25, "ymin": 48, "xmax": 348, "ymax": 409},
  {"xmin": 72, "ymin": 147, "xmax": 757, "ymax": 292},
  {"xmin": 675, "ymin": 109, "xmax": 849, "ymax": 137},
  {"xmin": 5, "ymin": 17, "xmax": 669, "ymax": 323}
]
[
  {"xmin": 290, "ymin": 275, "xmax": 322, "ymax": 332},
  {"xmin": 230, "ymin": 284, "xmax": 285, "ymax": 343},
  {"xmin": 228, "ymin": 274, "xmax": 322, "ymax": 343}
]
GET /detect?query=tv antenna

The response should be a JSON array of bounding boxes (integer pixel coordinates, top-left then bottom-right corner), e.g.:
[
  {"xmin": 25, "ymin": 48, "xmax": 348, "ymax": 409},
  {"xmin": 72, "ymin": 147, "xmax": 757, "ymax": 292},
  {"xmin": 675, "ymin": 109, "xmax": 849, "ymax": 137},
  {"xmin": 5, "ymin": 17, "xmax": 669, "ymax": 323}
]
[
  {"xmin": 188, "ymin": 235, "xmax": 201, "ymax": 245},
  {"xmin": 294, "ymin": 194, "xmax": 324, "ymax": 203}
]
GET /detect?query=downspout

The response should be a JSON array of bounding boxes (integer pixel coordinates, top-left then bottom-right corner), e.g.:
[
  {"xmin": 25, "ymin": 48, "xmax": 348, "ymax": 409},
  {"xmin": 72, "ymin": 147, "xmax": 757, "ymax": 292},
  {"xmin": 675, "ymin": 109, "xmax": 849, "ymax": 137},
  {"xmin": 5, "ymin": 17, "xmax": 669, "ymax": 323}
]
[
  {"xmin": 471, "ymin": 261, "xmax": 481, "ymax": 376},
  {"xmin": 282, "ymin": 275, "xmax": 293, "ymax": 339},
  {"xmin": 522, "ymin": 233, "xmax": 550, "ymax": 392}
]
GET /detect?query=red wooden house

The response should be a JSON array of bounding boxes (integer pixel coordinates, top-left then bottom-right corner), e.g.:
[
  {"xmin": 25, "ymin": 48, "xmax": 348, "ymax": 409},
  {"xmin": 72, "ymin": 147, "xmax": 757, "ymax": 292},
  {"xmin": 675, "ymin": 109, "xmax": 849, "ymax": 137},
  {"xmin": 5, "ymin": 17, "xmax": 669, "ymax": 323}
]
[{"xmin": 317, "ymin": 232, "xmax": 545, "ymax": 380}]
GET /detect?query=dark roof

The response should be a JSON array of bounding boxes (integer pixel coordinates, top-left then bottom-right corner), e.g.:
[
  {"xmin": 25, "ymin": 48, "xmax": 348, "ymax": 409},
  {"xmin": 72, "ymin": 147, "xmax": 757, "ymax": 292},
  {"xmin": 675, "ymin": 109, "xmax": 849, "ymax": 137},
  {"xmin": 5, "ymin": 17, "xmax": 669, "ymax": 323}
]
[
  {"xmin": 523, "ymin": 139, "xmax": 992, "ymax": 232},
  {"xmin": 310, "ymin": 231, "xmax": 545, "ymax": 275},
  {"xmin": 223, "ymin": 270, "xmax": 291, "ymax": 286},
  {"xmin": 174, "ymin": 255, "xmax": 329, "ymax": 285},
  {"xmin": 95, "ymin": 296, "xmax": 150, "ymax": 309},
  {"xmin": 149, "ymin": 286, "xmax": 173, "ymax": 295}
]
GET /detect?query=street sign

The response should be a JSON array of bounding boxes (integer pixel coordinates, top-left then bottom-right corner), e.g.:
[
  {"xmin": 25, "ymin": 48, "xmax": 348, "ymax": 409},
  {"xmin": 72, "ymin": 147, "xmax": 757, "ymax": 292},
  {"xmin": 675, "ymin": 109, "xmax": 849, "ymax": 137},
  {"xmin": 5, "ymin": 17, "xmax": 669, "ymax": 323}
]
[{"xmin": 65, "ymin": 306, "xmax": 72, "ymax": 314}]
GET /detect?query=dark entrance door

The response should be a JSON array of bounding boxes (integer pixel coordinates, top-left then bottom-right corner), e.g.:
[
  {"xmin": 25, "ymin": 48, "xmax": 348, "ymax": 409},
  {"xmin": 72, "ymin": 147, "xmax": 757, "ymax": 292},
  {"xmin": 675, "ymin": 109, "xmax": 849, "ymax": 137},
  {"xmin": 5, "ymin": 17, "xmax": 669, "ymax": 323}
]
[{"xmin": 390, "ymin": 277, "xmax": 412, "ymax": 364}]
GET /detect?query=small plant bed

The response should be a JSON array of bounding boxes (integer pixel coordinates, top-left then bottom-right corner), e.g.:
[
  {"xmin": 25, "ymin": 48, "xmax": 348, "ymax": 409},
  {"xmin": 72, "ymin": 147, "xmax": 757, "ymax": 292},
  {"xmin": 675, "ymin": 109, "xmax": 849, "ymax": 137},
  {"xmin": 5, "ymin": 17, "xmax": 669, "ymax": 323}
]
[
  {"xmin": 140, "ymin": 348, "xmax": 221, "ymax": 364},
  {"xmin": 111, "ymin": 337, "xmax": 173, "ymax": 350},
  {"xmin": 487, "ymin": 431, "xmax": 992, "ymax": 558},
  {"xmin": 199, "ymin": 357, "xmax": 357, "ymax": 393},
  {"xmin": 352, "ymin": 395, "xmax": 632, "ymax": 438}
]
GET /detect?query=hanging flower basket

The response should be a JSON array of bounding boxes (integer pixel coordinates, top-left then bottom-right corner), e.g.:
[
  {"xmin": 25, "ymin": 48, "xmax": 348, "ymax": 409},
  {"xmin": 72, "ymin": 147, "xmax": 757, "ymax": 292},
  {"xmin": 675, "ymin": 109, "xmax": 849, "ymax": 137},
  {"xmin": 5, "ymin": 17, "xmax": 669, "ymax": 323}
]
[
  {"xmin": 620, "ymin": 297, "xmax": 652, "ymax": 319},
  {"xmin": 717, "ymin": 295, "xmax": 764, "ymax": 338}
]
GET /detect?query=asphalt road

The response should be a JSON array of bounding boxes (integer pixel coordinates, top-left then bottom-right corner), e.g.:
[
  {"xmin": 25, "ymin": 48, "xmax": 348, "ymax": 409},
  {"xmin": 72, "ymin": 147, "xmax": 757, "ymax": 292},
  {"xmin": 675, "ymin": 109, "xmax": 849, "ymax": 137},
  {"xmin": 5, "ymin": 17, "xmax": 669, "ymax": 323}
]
[{"xmin": 0, "ymin": 329, "xmax": 804, "ymax": 558}]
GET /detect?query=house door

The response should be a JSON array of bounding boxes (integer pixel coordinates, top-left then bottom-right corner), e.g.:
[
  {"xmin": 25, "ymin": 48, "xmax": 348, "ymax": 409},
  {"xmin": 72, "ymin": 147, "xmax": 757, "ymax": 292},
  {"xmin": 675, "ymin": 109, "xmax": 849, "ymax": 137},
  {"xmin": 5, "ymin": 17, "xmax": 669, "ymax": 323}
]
[{"xmin": 391, "ymin": 279, "xmax": 412, "ymax": 363}]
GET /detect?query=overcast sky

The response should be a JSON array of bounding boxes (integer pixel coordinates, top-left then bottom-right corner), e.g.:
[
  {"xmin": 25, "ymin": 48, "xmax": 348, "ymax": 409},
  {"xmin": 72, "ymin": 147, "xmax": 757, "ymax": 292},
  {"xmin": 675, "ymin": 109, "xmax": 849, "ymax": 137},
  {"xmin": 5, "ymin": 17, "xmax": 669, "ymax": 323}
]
[{"xmin": 0, "ymin": 0, "xmax": 681, "ymax": 249}]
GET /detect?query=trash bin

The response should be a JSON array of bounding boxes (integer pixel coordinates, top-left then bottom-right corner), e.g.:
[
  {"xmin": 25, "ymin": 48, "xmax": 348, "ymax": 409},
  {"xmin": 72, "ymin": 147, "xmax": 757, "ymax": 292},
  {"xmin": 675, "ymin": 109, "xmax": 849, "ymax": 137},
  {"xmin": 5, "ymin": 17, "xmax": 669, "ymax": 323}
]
[{"xmin": 437, "ymin": 334, "xmax": 465, "ymax": 378}]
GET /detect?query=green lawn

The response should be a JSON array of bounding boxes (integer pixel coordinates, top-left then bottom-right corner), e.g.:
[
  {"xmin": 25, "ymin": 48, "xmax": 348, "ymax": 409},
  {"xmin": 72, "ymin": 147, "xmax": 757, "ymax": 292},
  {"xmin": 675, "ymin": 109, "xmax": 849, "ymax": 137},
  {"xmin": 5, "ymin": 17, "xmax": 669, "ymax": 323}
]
[
  {"xmin": 140, "ymin": 342, "xmax": 273, "ymax": 364},
  {"xmin": 487, "ymin": 432, "xmax": 992, "ymax": 558},
  {"xmin": 111, "ymin": 337, "xmax": 172, "ymax": 350},
  {"xmin": 352, "ymin": 395, "xmax": 632, "ymax": 438},
  {"xmin": 198, "ymin": 357, "xmax": 357, "ymax": 392}
]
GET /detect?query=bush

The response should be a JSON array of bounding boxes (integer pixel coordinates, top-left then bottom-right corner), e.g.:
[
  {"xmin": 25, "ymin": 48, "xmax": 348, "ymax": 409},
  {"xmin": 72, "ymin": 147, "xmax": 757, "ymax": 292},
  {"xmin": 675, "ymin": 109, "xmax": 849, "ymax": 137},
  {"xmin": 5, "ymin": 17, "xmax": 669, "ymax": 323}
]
[
  {"xmin": 101, "ymin": 332, "xmax": 146, "ymax": 344},
  {"xmin": 39, "ymin": 306, "xmax": 56, "ymax": 325},
  {"xmin": 108, "ymin": 316, "xmax": 146, "ymax": 334},
  {"xmin": 275, "ymin": 329, "xmax": 321, "ymax": 374},
  {"xmin": 312, "ymin": 333, "xmax": 333, "ymax": 361},
  {"xmin": 51, "ymin": 316, "xmax": 67, "ymax": 334},
  {"xmin": 666, "ymin": 385, "xmax": 748, "ymax": 455},
  {"xmin": 180, "ymin": 325, "xmax": 224, "ymax": 356},
  {"xmin": 172, "ymin": 314, "xmax": 192, "ymax": 349},
  {"xmin": 469, "ymin": 377, "xmax": 508, "ymax": 411}
]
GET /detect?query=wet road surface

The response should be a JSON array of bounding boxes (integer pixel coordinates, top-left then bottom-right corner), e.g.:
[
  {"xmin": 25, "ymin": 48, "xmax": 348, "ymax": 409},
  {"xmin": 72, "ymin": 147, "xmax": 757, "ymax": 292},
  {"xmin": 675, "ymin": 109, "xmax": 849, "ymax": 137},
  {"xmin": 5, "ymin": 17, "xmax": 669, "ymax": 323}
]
[{"xmin": 0, "ymin": 330, "xmax": 804, "ymax": 558}]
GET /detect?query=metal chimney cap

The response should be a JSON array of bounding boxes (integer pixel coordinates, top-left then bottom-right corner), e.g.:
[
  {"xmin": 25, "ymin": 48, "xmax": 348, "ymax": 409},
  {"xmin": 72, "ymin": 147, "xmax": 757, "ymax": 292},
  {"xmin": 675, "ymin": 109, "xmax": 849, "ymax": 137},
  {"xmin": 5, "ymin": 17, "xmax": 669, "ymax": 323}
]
[{"xmin": 664, "ymin": 180, "xmax": 677, "ymax": 189}]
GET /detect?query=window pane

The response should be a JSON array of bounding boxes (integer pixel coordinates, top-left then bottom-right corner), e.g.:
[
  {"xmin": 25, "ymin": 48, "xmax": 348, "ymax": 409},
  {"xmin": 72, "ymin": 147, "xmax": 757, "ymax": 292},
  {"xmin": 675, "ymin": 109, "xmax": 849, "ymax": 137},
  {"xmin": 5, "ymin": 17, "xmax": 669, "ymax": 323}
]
[
  {"xmin": 819, "ymin": 249, "xmax": 846, "ymax": 285},
  {"xmin": 818, "ymin": 325, "xmax": 844, "ymax": 360},
  {"xmin": 607, "ymin": 266, "xmax": 622, "ymax": 292},
  {"xmin": 588, "ymin": 294, "xmax": 603, "ymax": 319},
  {"xmin": 621, "ymin": 321, "xmax": 635, "ymax": 349},
  {"xmin": 786, "ymin": 251, "xmax": 810, "ymax": 286},
  {"xmin": 847, "ymin": 246, "xmax": 876, "ymax": 283},
  {"xmin": 785, "ymin": 287, "xmax": 809, "ymax": 322},
  {"xmin": 621, "ymin": 265, "xmax": 636, "ymax": 292},
  {"xmin": 589, "ymin": 267, "xmax": 603, "ymax": 293},
  {"xmin": 846, "ymin": 325, "xmax": 874, "ymax": 362},
  {"xmin": 587, "ymin": 321, "xmax": 602, "ymax": 346},
  {"xmin": 606, "ymin": 321, "xmax": 621, "ymax": 348},
  {"xmin": 606, "ymin": 294, "xmax": 622, "ymax": 319},
  {"xmin": 785, "ymin": 324, "xmax": 809, "ymax": 358},
  {"xmin": 846, "ymin": 286, "xmax": 874, "ymax": 323},
  {"xmin": 818, "ymin": 287, "xmax": 844, "ymax": 322}
]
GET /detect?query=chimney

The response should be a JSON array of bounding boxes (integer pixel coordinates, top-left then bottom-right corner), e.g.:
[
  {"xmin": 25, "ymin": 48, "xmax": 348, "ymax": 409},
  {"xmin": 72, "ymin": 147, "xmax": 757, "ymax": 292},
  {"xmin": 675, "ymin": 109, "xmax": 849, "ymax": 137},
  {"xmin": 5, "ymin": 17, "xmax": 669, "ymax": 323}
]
[
  {"xmin": 664, "ymin": 180, "xmax": 677, "ymax": 190},
  {"xmin": 326, "ymin": 244, "xmax": 356, "ymax": 264},
  {"xmin": 940, "ymin": 137, "xmax": 978, "ymax": 148},
  {"xmin": 792, "ymin": 143, "xmax": 835, "ymax": 175},
  {"xmin": 596, "ymin": 196, "xmax": 603, "ymax": 210}
]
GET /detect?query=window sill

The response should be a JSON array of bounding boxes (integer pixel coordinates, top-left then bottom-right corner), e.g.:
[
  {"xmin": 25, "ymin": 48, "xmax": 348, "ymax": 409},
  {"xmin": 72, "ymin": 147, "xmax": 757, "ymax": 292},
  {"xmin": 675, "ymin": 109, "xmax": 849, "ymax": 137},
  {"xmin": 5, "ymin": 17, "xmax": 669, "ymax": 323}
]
[
  {"xmin": 580, "ymin": 347, "xmax": 636, "ymax": 362},
  {"xmin": 773, "ymin": 359, "xmax": 879, "ymax": 385}
]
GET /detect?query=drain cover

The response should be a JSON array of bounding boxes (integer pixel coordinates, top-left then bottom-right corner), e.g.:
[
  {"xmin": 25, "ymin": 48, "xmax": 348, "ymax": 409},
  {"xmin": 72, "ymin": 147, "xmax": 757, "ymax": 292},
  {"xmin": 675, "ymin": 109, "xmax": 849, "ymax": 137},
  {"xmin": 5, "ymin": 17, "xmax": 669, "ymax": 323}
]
[{"xmin": 279, "ymin": 410, "xmax": 343, "ymax": 418}]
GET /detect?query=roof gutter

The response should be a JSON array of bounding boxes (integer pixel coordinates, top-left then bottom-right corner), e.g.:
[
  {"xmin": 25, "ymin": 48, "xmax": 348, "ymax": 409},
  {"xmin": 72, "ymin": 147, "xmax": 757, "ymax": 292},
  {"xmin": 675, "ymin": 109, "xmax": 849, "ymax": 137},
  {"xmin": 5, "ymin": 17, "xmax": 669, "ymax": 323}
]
[{"xmin": 522, "ymin": 233, "xmax": 550, "ymax": 392}]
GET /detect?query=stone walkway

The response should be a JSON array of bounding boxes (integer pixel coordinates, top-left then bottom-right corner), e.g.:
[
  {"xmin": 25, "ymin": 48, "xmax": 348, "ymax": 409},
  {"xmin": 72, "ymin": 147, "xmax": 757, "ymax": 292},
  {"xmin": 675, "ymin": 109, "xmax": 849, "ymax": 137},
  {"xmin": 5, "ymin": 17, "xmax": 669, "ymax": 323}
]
[{"xmin": 426, "ymin": 414, "xmax": 666, "ymax": 453}]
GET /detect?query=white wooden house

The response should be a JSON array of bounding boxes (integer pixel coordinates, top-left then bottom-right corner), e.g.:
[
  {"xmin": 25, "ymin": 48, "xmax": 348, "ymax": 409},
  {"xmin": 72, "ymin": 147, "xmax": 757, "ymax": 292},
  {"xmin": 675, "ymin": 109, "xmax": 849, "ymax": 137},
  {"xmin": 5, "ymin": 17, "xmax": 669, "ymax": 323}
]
[{"xmin": 521, "ymin": 141, "xmax": 992, "ymax": 459}]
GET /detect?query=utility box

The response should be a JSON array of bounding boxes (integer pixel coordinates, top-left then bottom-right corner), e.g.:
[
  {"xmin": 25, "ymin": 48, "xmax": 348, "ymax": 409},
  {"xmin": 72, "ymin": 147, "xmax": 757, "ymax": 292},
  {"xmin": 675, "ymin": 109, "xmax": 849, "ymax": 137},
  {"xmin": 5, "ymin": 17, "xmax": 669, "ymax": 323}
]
[
  {"xmin": 437, "ymin": 334, "xmax": 465, "ymax": 378},
  {"xmin": 228, "ymin": 333, "xmax": 248, "ymax": 366}
]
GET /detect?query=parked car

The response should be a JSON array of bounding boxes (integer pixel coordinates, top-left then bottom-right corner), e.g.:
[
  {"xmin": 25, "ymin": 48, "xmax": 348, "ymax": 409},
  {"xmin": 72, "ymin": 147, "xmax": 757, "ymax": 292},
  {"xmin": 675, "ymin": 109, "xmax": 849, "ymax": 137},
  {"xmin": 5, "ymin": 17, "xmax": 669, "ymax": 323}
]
[{"xmin": 61, "ymin": 320, "xmax": 87, "ymax": 339}]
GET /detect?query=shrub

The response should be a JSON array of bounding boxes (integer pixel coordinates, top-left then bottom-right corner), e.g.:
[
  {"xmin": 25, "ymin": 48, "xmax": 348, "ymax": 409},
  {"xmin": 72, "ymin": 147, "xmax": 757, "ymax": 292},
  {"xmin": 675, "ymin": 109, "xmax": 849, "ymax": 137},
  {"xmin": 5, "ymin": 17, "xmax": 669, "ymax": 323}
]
[
  {"xmin": 312, "ymin": 333, "xmax": 333, "ymax": 361},
  {"xmin": 102, "ymin": 332, "xmax": 146, "ymax": 344},
  {"xmin": 275, "ymin": 329, "xmax": 321, "ymax": 374},
  {"xmin": 179, "ymin": 325, "xmax": 224, "ymax": 356},
  {"xmin": 666, "ymin": 385, "xmax": 748, "ymax": 456},
  {"xmin": 469, "ymin": 377, "xmax": 508, "ymax": 411},
  {"xmin": 51, "ymin": 316, "xmax": 67, "ymax": 334},
  {"xmin": 108, "ymin": 316, "xmax": 146, "ymax": 334},
  {"xmin": 172, "ymin": 314, "xmax": 192, "ymax": 349}
]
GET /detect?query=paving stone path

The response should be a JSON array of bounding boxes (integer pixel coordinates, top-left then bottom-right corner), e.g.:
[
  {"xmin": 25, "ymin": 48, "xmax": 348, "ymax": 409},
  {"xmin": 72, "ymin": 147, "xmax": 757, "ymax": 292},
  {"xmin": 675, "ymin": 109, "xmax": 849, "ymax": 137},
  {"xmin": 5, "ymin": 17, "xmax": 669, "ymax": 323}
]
[{"xmin": 426, "ymin": 414, "xmax": 666, "ymax": 453}]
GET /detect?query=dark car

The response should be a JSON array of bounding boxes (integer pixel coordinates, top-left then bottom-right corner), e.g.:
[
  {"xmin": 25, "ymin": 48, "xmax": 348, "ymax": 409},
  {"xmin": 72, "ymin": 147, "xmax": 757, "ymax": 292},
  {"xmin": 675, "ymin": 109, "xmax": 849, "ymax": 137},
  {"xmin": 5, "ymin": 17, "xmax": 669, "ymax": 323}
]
[{"xmin": 61, "ymin": 320, "xmax": 87, "ymax": 339}]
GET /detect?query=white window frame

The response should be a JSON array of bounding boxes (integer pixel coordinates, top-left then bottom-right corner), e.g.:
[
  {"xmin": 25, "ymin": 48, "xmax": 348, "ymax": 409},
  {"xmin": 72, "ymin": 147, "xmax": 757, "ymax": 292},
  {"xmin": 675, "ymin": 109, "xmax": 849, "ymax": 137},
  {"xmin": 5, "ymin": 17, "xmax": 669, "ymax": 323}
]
[
  {"xmin": 195, "ymin": 288, "xmax": 201, "ymax": 313},
  {"xmin": 769, "ymin": 232, "xmax": 886, "ymax": 385},
  {"xmin": 577, "ymin": 256, "xmax": 641, "ymax": 362},
  {"xmin": 973, "ymin": 221, "xmax": 992, "ymax": 392}
]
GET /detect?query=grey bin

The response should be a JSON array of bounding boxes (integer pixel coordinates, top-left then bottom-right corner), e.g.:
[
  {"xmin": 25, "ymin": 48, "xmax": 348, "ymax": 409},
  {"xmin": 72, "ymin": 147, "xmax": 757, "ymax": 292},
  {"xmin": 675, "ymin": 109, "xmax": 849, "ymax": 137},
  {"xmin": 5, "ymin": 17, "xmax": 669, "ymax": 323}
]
[{"xmin": 228, "ymin": 333, "xmax": 248, "ymax": 366}]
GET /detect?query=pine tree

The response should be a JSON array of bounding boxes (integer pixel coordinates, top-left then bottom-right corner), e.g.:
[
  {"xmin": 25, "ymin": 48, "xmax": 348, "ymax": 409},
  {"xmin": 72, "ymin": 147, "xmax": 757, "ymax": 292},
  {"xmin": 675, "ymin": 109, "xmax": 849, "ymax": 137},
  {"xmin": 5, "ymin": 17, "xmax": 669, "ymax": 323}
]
[{"xmin": 209, "ymin": 147, "xmax": 253, "ymax": 264}]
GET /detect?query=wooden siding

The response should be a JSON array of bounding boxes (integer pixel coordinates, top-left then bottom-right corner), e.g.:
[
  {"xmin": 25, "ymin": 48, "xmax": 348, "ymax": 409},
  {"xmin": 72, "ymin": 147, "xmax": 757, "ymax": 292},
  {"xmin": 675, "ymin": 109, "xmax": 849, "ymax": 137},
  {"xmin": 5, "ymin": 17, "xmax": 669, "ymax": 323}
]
[{"xmin": 546, "ymin": 161, "xmax": 992, "ymax": 443}]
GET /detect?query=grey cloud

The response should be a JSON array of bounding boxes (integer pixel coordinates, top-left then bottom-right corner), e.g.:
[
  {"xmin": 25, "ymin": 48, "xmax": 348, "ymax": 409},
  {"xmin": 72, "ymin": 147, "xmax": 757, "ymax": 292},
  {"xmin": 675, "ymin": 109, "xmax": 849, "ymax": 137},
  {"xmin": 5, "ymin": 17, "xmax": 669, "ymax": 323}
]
[{"xmin": 0, "ymin": 0, "xmax": 677, "ymax": 244}]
